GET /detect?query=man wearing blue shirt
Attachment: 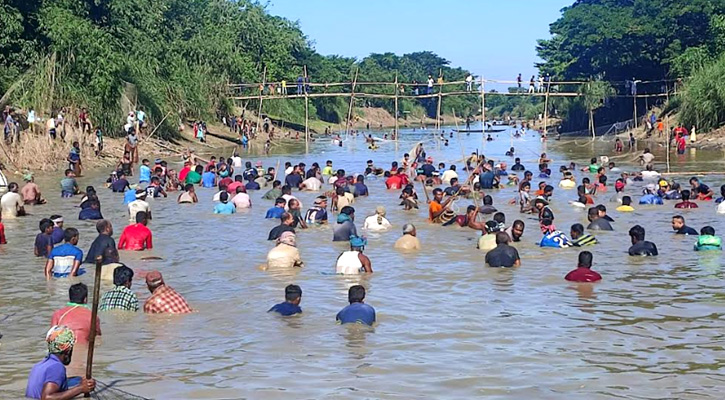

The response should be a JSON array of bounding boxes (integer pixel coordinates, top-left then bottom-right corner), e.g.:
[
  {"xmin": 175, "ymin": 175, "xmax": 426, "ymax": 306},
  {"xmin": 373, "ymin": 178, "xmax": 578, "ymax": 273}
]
[
  {"xmin": 45, "ymin": 228, "xmax": 84, "ymax": 278},
  {"xmin": 139, "ymin": 159, "xmax": 152, "ymax": 185},
  {"xmin": 265, "ymin": 198, "xmax": 287, "ymax": 219},
  {"xmin": 202, "ymin": 165, "xmax": 217, "ymax": 188},
  {"xmin": 213, "ymin": 192, "xmax": 236, "ymax": 215},
  {"xmin": 268, "ymin": 284, "xmax": 302, "ymax": 316},
  {"xmin": 336, "ymin": 285, "xmax": 376, "ymax": 326}
]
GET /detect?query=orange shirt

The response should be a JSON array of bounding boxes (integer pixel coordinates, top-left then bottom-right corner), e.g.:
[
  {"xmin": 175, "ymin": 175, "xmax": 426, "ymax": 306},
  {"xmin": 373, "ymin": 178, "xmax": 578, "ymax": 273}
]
[{"xmin": 429, "ymin": 200, "xmax": 443, "ymax": 221}]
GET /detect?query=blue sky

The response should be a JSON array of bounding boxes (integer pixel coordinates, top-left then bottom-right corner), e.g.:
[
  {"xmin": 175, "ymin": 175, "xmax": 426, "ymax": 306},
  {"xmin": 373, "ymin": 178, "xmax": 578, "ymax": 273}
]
[{"xmin": 266, "ymin": 0, "xmax": 572, "ymax": 90}]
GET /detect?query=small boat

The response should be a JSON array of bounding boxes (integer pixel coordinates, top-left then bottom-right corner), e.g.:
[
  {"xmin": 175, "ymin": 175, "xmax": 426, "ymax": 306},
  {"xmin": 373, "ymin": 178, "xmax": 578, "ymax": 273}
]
[{"xmin": 453, "ymin": 129, "xmax": 506, "ymax": 133}]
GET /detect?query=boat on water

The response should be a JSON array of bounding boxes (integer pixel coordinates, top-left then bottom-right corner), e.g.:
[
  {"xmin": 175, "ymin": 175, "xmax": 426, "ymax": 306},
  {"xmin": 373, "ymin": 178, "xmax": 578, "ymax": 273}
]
[{"xmin": 453, "ymin": 129, "xmax": 506, "ymax": 133}]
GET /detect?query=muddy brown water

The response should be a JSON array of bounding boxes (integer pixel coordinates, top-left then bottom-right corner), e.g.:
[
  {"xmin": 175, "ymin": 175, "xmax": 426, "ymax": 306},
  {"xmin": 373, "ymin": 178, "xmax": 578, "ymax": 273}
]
[{"xmin": 1, "ymin": 126, "xmax": 725, "ymax": 399}]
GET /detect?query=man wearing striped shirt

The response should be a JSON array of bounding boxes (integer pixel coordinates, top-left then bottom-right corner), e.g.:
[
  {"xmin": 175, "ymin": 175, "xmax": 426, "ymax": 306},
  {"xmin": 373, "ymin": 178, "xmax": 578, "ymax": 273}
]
[{"xmin": 570, "ymin": 224, "xmax": 598, "ymax": 247}]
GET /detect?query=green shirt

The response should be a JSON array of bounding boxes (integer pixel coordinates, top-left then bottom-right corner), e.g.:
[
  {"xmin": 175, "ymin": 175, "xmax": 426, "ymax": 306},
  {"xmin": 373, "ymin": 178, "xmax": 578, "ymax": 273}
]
[
  {"xmin": 185, "ymin": 171, "xmax": 202, "ymax": 185},
  {"xmin": 588, "ymin": 164, "xmax": 599, "ymax": 173},
  {"xmin": 262, "ymin": 187, "xmax": 282, "ymax": 200}
]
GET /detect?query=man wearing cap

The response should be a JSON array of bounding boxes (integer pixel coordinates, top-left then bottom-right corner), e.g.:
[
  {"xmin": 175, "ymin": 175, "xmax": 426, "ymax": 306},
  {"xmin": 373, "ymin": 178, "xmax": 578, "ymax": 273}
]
[
  {"xmin": 305, "ymin": 196, "xmax": 329, "ymax": 225},
  {"xmin": 333, "ymin": 206, "xmax": 358, "ymax": 242},
  {"xmin": 266, "ymin": 231, "xmax": 304, "ymax": 270},
  {"xmin": 118, "ymin": 211, "xmax": 153, "ymax": 251},
  {"xmin": 128, "ymin": 189, "xmax": 151, "ymax": 221},
  {"xmin": 394, "ymin": 224, "xmax": 420, "ymax": 250},
  {"xmin": 143, "ymin": 271, "xmax": 192, "ymax": 314},
  {"xmin": 26, "ymin": 326, "xmax": 96, "ymax": 399},
  {"xmin": 335, "ymin": 236, "xmax": 372, "ymax": 274},
  {"xmin": 49, "ymin": 215, "xmax": 65, "ymax": 244},
  {"xmin": 533, "ymin": 197, "xmax": 554, "ymax": 222}
]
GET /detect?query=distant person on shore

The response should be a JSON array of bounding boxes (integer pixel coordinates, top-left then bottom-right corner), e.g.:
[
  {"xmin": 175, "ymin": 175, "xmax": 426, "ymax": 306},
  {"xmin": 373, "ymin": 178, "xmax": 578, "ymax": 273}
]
[
  {"xmin": 628, "ymin": 225, "xmax": 658, "ymax": 256},
  {"xmin": 269, "ymin": 284, "xmax": 303, "ymax": 316},
  {"xmin": 564, "ymin": 251, "xmax": 601, "ymax": 282},
  {"xmin": 336, "ymin": 285, "xmax": 375, "ymax": 326}
]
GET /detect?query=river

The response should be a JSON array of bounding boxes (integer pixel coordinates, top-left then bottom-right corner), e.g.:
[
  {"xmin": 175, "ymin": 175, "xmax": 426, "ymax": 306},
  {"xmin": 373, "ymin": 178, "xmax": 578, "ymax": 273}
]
[{"xmin": 1, "ymin": 124, "xmax": 725, "ymax": 399}]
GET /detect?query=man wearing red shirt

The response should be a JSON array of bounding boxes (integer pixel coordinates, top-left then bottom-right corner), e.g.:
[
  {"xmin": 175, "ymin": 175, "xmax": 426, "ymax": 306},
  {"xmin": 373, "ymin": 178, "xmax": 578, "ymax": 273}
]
[
  {"xmin": 564, "ymin": 251, "xmax": 602, "ymax": 282},
  {"xmin": 226, "ymin": 175, "xmax": 245, "ymax": 193},
  {"xmin": 178, "ymin": 161, "xmax": 192, "ymax": 182},
  {"xmin": 118, "ymin": 211, "xmax": 153, "ymax": 251},
  {"xmin": 385, "ymin": 168, "xmax": 409, "ymax": 190},
  {"xmin": 50, "ymin": 283, "xmax": 101, "ymax": 343}
]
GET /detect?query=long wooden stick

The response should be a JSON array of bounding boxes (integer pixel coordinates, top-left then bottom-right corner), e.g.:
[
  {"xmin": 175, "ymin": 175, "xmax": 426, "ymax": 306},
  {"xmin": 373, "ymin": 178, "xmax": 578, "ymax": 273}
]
[
  {"xmin": 304, "ymin": 65, "xmax": 309, "ymax": 153},
  {"xmin": 139, "ymin": 112, "xmax": 172, "ymax": 144},
  {"xmin": 255, "ymin": 66, "xmax": 267, "ymax": 138},
  {"xmin": 394, "ymin": 74, "xmax": 399, "ymax": 141},
  {"xmin": 85, "ymin": 256, "xmax": 103, "ymax": 397},
  {"xmin": 480, "ymin": 76, "xmax": 486, "ymax": 150},
  {"xmin": 345, "ymin": 68, "xmax": 359, "ymax": 137}
]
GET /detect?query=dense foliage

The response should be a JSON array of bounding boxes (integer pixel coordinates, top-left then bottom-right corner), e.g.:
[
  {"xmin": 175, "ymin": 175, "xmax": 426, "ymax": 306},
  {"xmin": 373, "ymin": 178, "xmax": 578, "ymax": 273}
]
[
  {"xmin": 0, "ymin": 0, "xmax": 478, "ymax": 137},
  {"xmin": 536, "ymin": 0, "xmax": 725, "ymax": 131}
]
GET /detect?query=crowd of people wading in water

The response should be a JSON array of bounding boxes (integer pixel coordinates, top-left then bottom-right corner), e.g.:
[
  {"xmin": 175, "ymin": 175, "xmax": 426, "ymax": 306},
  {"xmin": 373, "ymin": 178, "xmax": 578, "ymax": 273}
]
[{"xmin": 1, "ymin": 105, "xmax": 724, "ymax": 398}]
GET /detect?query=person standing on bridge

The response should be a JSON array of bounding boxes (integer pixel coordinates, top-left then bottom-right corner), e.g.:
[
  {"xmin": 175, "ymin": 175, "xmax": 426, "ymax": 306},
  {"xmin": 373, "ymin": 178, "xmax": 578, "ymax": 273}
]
[
  {"xmin": 297, "ymin": 74, "xmax": 304, "ymax": 95},
  {"xmin": 529, "ymin": 76, "xmax": 536, "ymax": 93}
]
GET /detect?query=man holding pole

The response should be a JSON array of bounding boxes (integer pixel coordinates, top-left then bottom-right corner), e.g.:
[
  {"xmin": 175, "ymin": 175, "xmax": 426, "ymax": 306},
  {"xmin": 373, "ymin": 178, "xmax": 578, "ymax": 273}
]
[{"xmin": 25, "ymin": 325, "xmax": 96, "ymax": 399}]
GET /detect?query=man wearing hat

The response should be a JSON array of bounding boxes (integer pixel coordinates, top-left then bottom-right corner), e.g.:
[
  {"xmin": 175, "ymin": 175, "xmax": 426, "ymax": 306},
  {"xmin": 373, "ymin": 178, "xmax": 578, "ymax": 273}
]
[
  {"xmin": 143, "ymin": 271, "xmax": 192, "ymax": 314},
  {"xmin": 26, "ymin": 325, "xmax": 96, "ymax": 399},
  {"xmin": 305, "ymin": 196, "xmax": 328, "ymax": 225},
  {"xmin": 335, "ymin": 236, "xmax": 372, "ymax": 274},
  {"xmin": 533, "ymin": 197, "xmax": 554, "ymax": 223},
  {"xmin": 127, "ymin": 189, "xmax": 151, "ymax": 221}
]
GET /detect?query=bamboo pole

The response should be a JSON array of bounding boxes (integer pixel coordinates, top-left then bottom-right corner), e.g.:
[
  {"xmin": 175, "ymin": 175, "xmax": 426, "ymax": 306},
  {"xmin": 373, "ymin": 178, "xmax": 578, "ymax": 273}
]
[
  {"xmin": 665, "ymin": 115, "xmax": 671, "ymax": 173},
  {"xmin": 480, "ymin": 76, "xmax": 486, "ymax": 150},
  {"xmin": 345, "ymin": 68, "xmax": 359, "ymax": 137},
  {"xmin": 84, "ymin": 256, "xmax": 103, "ymax": 398},
  {"xmin": 394, "ymin": 74, "xmax": 399, "ymax": 142},
  {"xmin": 304, "ymin": 65, "xmax": 309, "ymax": 153},
  {"xmin": 543, "ymin": 78, "xmax": 550, "ymax": 137},
  {"xmin": 255, "ymin": 66, "xmax": 266, "ymax": 138}
]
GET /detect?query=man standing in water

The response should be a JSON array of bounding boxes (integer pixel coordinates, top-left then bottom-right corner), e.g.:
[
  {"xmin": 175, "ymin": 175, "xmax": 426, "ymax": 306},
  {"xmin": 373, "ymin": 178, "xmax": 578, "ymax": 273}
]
[
  {"xmin": 485, "ymin": 232, "xmax": 521, "ymax": 268},
  {"xmin": 628, "ymin": 225, "xmax": 658, "ymax": 256},
  {"xmin": 336, "ymin": 285, "xmax": 376, "ymax": 326},
  {"xmin": 99, "ymin": 265, "xmax": 139, "ymax": 311},
  {"xmin": 26, "ymin": 326, "xmax": 96, "ymax": 399},
  {"xmin": 394, "ymin": 224, "xmax": 421, "ymax": 250},
  {"xmin": 335, "ymin": 236, "xmax": 372, "ymax": 274},
  {"xmin": 50, "ymin": 283, "xmax": 101, "ymax": 343},
  {"xmin": 269, "ymin": 284, "xmax": 303, "ymax": 316},
  {"xmin": 118, "ymin": 211, "xmax": 153, "ymax": 251},
  {"xmin": 143, "ymin": 271, "xmax": 192, "ymax": 314},
  {"xmin": 671, "ymin": 215, "xmax": 698, "ymax": 235},
  {"xmin": 564, "ymin": 251, "xmax": 602, "ymax": 282}
]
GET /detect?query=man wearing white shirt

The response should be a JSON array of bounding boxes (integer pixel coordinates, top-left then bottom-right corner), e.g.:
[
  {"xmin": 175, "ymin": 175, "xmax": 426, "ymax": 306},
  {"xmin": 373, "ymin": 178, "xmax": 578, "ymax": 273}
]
[{"xmin": 441, "ymin": 165, "xmax": 459, "ymax": 186}]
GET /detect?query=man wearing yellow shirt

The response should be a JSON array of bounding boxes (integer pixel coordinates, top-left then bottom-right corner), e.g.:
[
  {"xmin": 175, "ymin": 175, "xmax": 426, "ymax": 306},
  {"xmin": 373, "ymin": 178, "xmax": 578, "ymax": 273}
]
[{"xmin": 616, "ymin": 196, "xmax": 635, "ymax": 212}]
